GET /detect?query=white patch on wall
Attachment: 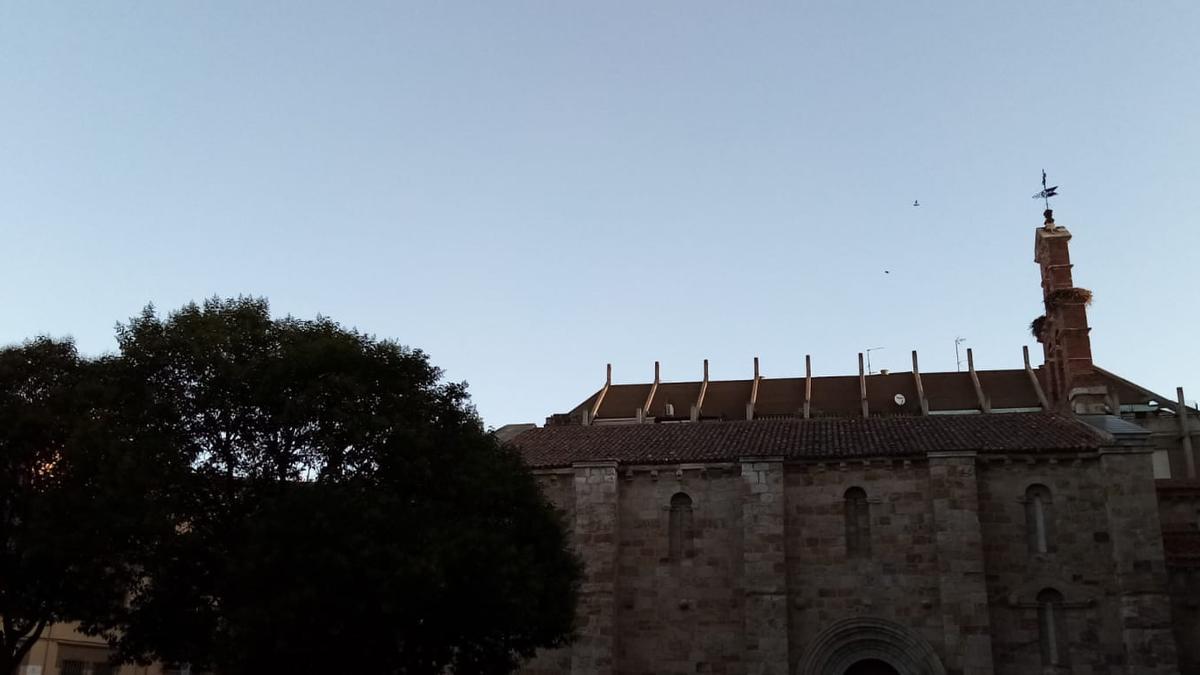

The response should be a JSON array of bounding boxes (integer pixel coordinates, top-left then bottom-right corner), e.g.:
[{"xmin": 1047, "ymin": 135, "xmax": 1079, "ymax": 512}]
[{"xmin": 1152, "ymin": 449, "xmax": 1172, "ymax": 479}]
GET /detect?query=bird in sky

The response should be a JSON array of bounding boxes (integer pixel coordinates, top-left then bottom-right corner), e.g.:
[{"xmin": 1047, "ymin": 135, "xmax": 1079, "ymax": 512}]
[{"xmin": 913, "ymin": 200, "xmax": 920, "ymax": 207}]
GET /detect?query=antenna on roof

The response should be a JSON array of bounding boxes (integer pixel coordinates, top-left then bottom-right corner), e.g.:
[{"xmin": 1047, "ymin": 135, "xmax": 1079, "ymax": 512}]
[
  {"xmin": 865, "ymin": 347, "xmax": 884, "ymax": 375},
  {"xmin": 955, "ymin": 337, "xmax": 967, "ymax": 372}
]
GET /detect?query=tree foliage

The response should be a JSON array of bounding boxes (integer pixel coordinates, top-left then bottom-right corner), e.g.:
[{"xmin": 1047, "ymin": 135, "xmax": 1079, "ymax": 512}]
[
  {"xmin": 105, "ymin": 298, "xmax": 580, "ymax": 674},
  {"xmin": 0, "ymin": 338, "xmax": 175, "ymax": 675}
]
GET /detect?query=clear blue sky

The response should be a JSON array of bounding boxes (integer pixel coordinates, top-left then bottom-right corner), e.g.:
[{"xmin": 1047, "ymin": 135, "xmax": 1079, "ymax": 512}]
[{"xmin": 3, "ymin": 2, "xmax": 1198, "ymax": 426}]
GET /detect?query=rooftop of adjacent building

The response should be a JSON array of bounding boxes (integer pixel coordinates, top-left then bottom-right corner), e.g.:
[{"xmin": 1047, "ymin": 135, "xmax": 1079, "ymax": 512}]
[
  {"xmin": 497, "ymin": 211, "xmax": 1200, "ymax": 475},
  {"xmin": 536, "ymin": 357, "xmax": 1192, "ymax": 426}
]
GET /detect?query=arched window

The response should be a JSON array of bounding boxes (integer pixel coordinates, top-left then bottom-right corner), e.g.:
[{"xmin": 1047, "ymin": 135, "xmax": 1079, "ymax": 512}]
[
  {"xmin": 1037, "ymin": 588, "xmax": 1069, "ymax": 667},
  {"xmin": 669, "ymin": 492, "xmax": 694, "ymax": 560},
  {"xmin": 1025, "ymin": 484, "xmax": 1054, "ymax": 554},
  {"xmin": 845, "ymin": 487, "xmax": 870, "ymax": 558}
]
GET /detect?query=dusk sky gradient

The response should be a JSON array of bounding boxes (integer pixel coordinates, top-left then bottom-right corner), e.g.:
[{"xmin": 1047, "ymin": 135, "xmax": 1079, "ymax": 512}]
[{"xmin": 3, "ymin": 2, "xmax": 1198, "ymax": 426}]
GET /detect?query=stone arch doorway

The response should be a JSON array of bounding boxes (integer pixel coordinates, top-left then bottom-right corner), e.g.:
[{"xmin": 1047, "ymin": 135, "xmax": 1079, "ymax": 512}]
[
  {"xmin": 844, "ymin": 658, "xmax": 900, "ymax": 675},
  {"xmin": 796, "ymin": 617, "xmax": 946, "ymax": 675}
]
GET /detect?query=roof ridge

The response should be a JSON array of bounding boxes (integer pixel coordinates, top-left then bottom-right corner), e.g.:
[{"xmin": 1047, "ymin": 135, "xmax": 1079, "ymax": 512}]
[{"xmin": 515, "ymin": 412, "xmax": 1102, "ymax": 469}]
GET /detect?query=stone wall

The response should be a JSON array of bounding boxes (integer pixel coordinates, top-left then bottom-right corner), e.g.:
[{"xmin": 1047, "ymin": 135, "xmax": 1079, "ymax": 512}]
[
  {"xmin": 1158, "ymin": 480, "xmax": 1200, "ymax": 675},
  {"xmin": 1101, "ymin": 450, "xmax": 1179, "ymax": 674},
  {"xmin": 1167, "ymin": 567, "xmax": 1200, "ymax": 675},
  {"xmin": 977, "ymin": 456, "xmax": 1123, "ymax": 674},
  {"xmin": 741, "ymin": 459, "xmax": 788, "ymax": 675},
  {"xmin": 785, "ymin": 460, "xmax": 943, "ymax": 672},
  {"xmin": 570, "ymin": 462, "xmax": 621, "ymax": 675},
  {"xmin": 616, "ymin": 465, "xmax": 745, "ymax": 675},
  {"xmin": 521, "ymin": 447, "xmax": 1182, "ymax": 675},
  {"xmin": 523, "ymin": 470, "xmax": 580, "ymax": 675},
  {"xmin": 929, "ymin": 452, "xmax": 995, "ymax": 675}
]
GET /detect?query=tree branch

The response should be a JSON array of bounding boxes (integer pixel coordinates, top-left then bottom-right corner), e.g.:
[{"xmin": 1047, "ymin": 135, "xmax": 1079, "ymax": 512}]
[
  {"xmin": 2, "ymin": 616, "xmax": 47, "ymax": 675},
  {"xmin": 12, "ymin": 618, "xmax": 48, "ymax": 671}
]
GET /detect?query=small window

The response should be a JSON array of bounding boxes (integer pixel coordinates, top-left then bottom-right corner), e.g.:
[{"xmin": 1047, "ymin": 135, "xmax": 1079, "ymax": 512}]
[
  {"xmin": 1025, "ymin": 484, "xmax": 1054, "ymax": 554},
  {"xmin": 845, "ymin": 487, "xmax": 871, "ymax": 558},
  {"xmin": 60, "ymin": 661, "xmax": 86, "ymax": 675},
  {"xmin": 669, "ymin": 492, "xmax": 695, "ymax": 560},
  {"xmin": 1037, "ymin": 588, "xmax": 1069, "ymax": 667}
]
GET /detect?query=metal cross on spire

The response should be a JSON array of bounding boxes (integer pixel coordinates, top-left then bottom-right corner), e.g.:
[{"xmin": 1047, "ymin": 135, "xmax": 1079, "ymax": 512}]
[{"xmin": 1032, "ymin": 169, "xmax": 1059, "ymax": 210}]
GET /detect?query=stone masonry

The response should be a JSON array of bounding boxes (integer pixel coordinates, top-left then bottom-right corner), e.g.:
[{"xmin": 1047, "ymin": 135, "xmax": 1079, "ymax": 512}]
[
  {"xmin": 519, "ymin": 436, "xmax": 1189, "ymax": 675},
  {"xmin": 741, "ymin": 458, "xmax": 788, "ymax": 675},
  {"xmin": 927, "ymin": 452, "xmax": 994, "ymax": 675}
]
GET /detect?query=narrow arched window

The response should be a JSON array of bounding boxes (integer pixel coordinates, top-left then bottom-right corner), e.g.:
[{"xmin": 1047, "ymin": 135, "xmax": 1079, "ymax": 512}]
[
  {"xmin": 1037, "ymin": 588, "xmax": 1069, "ymax": 667},
  {"xmin": 845, "ymin": 487, "xmax": 870, "ymax": 558},
  {"xmin": 1025, "ymin": 484, "xmax": 1054, "ymax": 554},
  {"xmin": 669, "ymin": 492, "xmax": 694, "ymax": 560}
]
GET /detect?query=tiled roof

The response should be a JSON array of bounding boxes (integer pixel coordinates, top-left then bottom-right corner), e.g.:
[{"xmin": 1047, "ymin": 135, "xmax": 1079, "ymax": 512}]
[
  {"xmin": 512, "ymin": 412, "xmax": 1105, "ymax": 469},
  {"xmin": 563, "ymin": 366, "xmax": 1182, "ymax": 424},
  {"xmin": 568, "ymin": 368, "xmax": 1056, "ymax": 422}
]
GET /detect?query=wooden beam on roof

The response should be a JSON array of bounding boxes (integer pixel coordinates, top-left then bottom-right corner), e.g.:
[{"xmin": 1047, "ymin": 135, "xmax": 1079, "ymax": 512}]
[
  {"xmin": 692, "ymin": 359, "xmax": 709, "ymax": 422},
  {"xmin": 858, "ymin": 353, "xmax": 869, "ymax": 418},
  {"xmin": 1023, "ymin": 346, "xmax": 1050, "ymax": 410},
  {"xmin": 746, "ymin": 357, "xmax": 760, "ymax": 420},
  {"xmin": 803, "ymin": 354, "xmax": 812, "ymax": 419},
  {"xmin": 967, "ymin": 349, "xmax": 991, "ymax": 413},
  {"xmin": 641, "ymin": 361, "xmax": 660, "ymax": 423},
  {"xmin": 586, "ymin": 363, "xmax": 612, "ymax": 425},
  {"xmin": 1178, "ymin": 386, "xmax": 1197, "ymax": 479},
  {"xmin": 912, "ymin": 350, "xmax": 929, "ymax": 415}
]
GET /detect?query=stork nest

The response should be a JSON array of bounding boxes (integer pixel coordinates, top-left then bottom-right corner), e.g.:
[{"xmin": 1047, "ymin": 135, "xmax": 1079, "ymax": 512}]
[
  {"xmin": 1030, "ymin": 315, "xmax": 1047, "ymax": 338},
  {"xmin": 1045, "ymin": 287, "xmax": 1093, "ymax": 309}
]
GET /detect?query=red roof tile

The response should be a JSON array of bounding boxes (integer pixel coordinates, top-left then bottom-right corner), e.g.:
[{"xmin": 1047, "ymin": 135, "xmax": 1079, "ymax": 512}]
[{"xmin": 511, "ymin": 412, "xmax": 1104, "ymax": 469}]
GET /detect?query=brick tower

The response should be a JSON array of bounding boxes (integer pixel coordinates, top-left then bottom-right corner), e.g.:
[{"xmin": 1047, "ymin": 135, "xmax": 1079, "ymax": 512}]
[{"xmin": 1032, "ymin": 209, "xmax": 1109, "ymax": 413}]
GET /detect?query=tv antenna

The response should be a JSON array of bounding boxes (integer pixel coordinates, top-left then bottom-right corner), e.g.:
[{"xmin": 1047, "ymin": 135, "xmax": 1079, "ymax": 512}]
[
  {"xmin": 1032, "ymin": 169, "xmax": 1059, "ymax": 210},
  {"xmin": 865, "ymin": 346, "xmax": 885, "ymax": 375},
  {"xmin": 955, "ymin": 337, "xmax": 967, "ymax": 372}
]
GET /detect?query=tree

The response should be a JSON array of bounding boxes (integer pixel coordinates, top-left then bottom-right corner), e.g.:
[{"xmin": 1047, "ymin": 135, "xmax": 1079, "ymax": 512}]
[
  {"xmin": 0, "ymin": 338, "xmax": 173, "ymax": 675},
  {"xmin": 108, "ymin": 298, "xmax": 580, "ymax": 674}
]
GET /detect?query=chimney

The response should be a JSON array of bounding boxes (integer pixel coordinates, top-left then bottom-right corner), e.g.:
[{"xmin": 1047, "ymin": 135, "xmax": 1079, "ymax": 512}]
[{"xmin": 1032, "ymin": 209, "xmax": 1107, "ymax": 413}]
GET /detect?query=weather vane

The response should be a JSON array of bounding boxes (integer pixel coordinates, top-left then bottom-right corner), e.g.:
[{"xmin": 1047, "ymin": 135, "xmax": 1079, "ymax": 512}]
[{"xmin": 1032, "ymin": 169, "xmax": 1059, "ymax": 210}]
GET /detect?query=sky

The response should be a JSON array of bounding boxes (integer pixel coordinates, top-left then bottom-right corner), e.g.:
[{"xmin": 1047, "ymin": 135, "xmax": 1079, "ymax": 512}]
[{"xmin": 2, "ymin": 2, "xmax": 1199, "ymax": 427}]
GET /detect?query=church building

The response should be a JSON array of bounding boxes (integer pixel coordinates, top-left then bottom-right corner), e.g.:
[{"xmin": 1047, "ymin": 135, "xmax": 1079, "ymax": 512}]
[{"xmin": 507, "ymin": 210, "xmax": 1200, "ymax": 675}]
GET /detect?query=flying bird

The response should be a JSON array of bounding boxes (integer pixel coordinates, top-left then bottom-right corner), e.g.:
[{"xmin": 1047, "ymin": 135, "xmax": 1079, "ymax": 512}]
[{"xmin": 913, "ymin": 200, "xmax": 920, "ymax": 207}]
